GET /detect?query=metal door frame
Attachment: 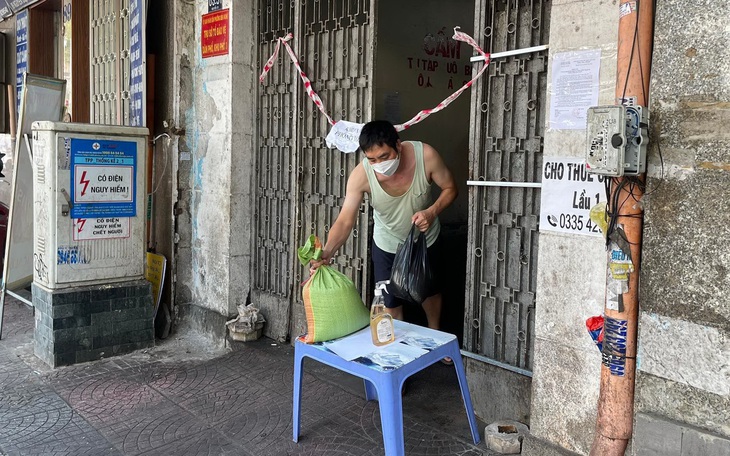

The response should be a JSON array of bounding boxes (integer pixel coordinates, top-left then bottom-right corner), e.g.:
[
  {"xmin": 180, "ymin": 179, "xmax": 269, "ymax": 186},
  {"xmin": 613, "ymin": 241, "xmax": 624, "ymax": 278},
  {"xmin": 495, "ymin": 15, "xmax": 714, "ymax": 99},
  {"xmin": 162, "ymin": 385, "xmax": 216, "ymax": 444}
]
[
  {"xmin": 463, "ymin": 0, "xmax": 551, "ymax": 375},
  {"xmin": 254, "ymin": 0, "xmax": 375, "ymax": 342}
]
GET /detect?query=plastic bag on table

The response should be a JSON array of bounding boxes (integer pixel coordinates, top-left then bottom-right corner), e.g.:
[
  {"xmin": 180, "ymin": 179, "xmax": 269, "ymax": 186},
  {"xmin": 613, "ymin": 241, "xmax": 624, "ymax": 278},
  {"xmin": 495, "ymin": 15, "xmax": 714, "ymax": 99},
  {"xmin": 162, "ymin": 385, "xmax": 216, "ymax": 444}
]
[{"xmin": 389, "ymin": 224, "xmax": 433, "ymax": 305}]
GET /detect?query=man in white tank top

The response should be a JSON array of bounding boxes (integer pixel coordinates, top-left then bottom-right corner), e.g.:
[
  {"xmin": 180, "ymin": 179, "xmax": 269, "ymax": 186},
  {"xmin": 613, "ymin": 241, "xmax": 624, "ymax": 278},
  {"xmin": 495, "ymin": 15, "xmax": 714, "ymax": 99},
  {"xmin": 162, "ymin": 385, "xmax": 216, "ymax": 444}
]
[{"xmin": 311, "ymin": 121, "xmax": 458, "ymax": 361}]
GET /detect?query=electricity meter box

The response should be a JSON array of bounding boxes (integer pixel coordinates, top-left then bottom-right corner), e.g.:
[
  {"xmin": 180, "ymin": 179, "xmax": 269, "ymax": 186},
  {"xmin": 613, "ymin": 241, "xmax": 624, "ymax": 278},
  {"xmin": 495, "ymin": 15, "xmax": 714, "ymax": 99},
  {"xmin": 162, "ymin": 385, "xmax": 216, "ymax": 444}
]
[
  {"xmin": 586, "ymin": 105, "xmax": 649, "ymax": 176},
  {"xmin": 585, "ymin": 106, "xmax": 625, "ymax": 176},
  {"xmin": 31, "ymin": 122, "xmax": 149, "ymax": 289}
]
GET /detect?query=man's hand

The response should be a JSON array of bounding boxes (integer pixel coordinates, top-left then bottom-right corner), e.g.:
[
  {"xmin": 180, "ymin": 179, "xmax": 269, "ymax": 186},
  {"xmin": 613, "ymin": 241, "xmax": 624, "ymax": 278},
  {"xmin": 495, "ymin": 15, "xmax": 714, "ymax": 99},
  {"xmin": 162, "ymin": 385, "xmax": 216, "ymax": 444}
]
[
  {"xmin": 412, "ymin": 209, "xmax": 436, "ymax": 232},
  {"xmin": 309, "ymin": 253, "xmax": 332, "ymax": 275}
]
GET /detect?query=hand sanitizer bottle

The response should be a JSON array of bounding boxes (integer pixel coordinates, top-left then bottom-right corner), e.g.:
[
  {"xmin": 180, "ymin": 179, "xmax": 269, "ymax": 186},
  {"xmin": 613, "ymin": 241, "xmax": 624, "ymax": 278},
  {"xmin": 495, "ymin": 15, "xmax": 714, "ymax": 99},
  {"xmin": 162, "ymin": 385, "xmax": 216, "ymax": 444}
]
[{"xmin": 371, "ymin": 280, "xmax": 395, "ymax": 346}]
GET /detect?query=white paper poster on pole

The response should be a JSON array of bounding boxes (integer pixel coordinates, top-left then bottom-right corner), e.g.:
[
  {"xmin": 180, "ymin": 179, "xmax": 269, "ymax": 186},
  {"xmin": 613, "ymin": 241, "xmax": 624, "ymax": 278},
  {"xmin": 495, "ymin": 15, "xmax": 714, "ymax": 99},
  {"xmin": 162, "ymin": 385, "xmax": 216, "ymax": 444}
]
[
  {"xmin": 549, "ymin": 49, "xmax": 601, "ymax": 130},
  {"xmin": 540, "ymin": 157, "xmax": 607, "ymax": 237}
]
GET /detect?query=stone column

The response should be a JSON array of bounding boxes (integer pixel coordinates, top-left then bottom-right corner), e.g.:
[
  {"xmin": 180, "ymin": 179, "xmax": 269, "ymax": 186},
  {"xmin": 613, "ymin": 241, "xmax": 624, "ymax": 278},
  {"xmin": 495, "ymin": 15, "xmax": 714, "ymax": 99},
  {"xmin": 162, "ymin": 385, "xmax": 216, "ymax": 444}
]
[
  {"xmin": 524, "ymin": 1, "xmax": 619, "ymax": 454},
  {"xmin": 172, "ymin": 0, "xmax": 257, "ymax": 344}
]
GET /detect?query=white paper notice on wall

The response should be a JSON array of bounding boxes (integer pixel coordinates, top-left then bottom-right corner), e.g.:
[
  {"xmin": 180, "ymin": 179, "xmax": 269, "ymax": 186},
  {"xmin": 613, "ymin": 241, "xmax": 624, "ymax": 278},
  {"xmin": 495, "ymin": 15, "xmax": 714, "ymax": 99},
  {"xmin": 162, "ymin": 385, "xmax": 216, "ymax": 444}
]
[
  {"xmin": 540, "ymin": 157, "xmax": 607, "ymax": 237},
  {"xmin": 325, "ymin": 120, "xmax": 364, "ymax": 153},
  {"xmin": 549, "ymin": 49, "xmax": 601, "ymax": 130}
]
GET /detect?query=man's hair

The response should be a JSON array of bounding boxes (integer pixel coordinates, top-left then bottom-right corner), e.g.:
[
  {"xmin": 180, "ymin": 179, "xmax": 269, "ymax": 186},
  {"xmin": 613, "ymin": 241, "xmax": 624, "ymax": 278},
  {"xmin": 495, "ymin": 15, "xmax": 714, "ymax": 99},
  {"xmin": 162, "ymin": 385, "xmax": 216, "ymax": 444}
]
[{"xmin": 359, "ymin": 120, "xmax": 399, "ymax": 152}]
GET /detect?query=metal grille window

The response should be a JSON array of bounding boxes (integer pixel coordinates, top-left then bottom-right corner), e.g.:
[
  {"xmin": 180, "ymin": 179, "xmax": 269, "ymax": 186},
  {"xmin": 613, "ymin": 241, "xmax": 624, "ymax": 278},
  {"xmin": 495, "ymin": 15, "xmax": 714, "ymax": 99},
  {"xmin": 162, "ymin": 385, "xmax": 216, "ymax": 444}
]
[
  {"xmin": 90, "ymin": 0, "xmax": 132, "ymax": 125},
  {"xmin": 464, "ymin": 0, "xmax": 551, "ymax": 373},
  {"xmin": 254, "ymin": 0, "xmax": 374, "ymax": 341}
]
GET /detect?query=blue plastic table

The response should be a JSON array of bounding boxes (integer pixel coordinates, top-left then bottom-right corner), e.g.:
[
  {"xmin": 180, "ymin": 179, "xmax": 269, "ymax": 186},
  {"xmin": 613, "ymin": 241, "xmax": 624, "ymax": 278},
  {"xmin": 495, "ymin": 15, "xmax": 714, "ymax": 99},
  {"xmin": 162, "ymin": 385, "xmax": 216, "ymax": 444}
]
[{"xmin": 292, "ymin": 320, "xmax": 481, "ymax": 456}]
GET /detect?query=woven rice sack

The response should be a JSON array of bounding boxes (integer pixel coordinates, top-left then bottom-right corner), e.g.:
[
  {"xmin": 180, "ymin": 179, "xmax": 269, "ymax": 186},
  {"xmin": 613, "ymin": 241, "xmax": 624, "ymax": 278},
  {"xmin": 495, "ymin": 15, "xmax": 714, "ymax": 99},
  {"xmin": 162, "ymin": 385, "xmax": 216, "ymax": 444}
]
[{"xmin": 298, "ymin": 235, "xmax": 369, "ymax": 343}]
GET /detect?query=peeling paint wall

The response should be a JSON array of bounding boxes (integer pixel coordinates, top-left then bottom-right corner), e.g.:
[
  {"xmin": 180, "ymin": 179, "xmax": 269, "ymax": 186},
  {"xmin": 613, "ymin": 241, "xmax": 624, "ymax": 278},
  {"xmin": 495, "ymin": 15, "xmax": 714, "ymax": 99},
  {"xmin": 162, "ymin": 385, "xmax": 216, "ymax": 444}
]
[
  {"xmin": 228, "ymin": 1, "xmax": 257, "ymax": 327},
  {"xmin": 636, "ymin": 0, "xmax": 730, "ymax": 444},
  {"xmin": 528, "ymin": 0, "xmax": 619, "ymax": 454},
  {"xmin": 170, "ymin": 0, "xmax": 257, "ymax": 342}
]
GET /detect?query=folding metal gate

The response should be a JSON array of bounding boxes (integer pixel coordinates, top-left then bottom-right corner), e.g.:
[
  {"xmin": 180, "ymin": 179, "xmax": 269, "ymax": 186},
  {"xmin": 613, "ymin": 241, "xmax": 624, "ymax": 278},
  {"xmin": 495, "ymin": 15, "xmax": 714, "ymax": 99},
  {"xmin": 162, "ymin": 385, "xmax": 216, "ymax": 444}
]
[
  {"xmin": 255, "ymin": 0, "xmax": 374, "ymax": 341},
  {"xmin": 464, "ymin": 0, "xmax": 551, "ymax": 372},
  {"xmin": 90, "ymin": 0, "xmax": 135, "ymax": 125}
]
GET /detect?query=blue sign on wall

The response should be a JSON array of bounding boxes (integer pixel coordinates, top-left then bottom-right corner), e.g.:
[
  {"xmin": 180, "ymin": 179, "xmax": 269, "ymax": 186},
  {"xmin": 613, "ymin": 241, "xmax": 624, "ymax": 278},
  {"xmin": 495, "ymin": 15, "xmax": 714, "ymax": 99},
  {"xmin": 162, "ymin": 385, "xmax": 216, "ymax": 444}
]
[
  {"xmin": 129, "ymin": 0, "xmax": 144, "ymax": 126},
  {"xmin": 15, "ymin": 9, "xmax": 28, "ymax": 117},
  {"xmin": 70, "ymin": 139, "xmax": 138, "ymax": 218}
]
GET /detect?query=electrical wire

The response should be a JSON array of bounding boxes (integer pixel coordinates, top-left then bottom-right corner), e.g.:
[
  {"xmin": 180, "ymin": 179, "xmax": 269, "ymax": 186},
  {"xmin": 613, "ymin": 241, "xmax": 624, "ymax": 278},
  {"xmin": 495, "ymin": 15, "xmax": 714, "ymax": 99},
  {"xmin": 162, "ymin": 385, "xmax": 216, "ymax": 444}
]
[
  {"xmin": 636, "ymin": 6, "xmax": 647, "ymax": 103},
  {"xmin": 605, "ymin": 0, "xmax": 656, "ymax": 245},
  {"xmin": 643, "ymin": 140, "xmax": 664, "ymax": 195},
  {"xmin": 605, "ymin": 177, "xmax": 626, "ymax": 247},
  {"xmin": 631, "ymin": 0, "xmax": 665, "ymax": 197},
  {"xmin": 151, "ymin": 134, "xmax": 171, "ymax": 195},
  {"xmin": 619, "ymin": 1, "xmax": 640, "ymax": 105}
]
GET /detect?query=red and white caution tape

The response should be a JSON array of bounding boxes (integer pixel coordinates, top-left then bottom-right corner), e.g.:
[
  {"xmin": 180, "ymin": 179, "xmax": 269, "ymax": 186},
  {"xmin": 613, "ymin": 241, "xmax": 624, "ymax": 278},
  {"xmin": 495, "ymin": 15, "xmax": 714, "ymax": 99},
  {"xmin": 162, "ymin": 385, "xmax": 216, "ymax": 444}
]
[
  {"xmin": 259, "ymin": 27, "xmax": 491, "ymax": 134},
  {"xmin": 259, "ymin": 33, "xmax": 335, "ymax": 126},
  {"xmin": 394, "ymin": 27, "xmax": 490, "ymax": 132}
]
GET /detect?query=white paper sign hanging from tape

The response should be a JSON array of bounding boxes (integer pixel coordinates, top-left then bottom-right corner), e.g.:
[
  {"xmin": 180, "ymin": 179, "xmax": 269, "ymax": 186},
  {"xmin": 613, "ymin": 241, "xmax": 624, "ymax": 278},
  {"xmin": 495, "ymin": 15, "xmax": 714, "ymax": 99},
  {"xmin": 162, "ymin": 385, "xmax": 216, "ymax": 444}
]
[{"xmin": 324, "ymin": 121, "xmax": 364, "ymax": 154}]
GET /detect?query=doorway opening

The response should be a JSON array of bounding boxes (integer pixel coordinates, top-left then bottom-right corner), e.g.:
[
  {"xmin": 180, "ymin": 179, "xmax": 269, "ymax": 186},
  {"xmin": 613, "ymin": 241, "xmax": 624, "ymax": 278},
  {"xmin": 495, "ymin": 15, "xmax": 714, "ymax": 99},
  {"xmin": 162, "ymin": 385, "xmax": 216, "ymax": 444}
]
[{"xmin": 373, "ymin": 1, "xmax": 475, "ymax": 341}]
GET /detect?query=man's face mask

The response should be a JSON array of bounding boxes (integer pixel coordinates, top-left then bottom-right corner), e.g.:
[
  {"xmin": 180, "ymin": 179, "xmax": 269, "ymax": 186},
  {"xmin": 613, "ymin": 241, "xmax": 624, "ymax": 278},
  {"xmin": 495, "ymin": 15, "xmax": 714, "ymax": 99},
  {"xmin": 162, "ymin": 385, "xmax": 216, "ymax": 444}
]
[{"xmin": 371, "ymin": 153, "xmax": 400, "ymax": 176}]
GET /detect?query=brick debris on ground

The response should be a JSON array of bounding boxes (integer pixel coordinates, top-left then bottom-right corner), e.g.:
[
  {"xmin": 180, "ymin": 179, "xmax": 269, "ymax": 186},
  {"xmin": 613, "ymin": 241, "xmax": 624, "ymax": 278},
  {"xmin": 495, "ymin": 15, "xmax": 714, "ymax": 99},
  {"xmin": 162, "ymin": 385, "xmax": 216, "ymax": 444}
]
[{"xmin": 0, "ymin": 298, "xmax": 494, "ymax": 456}]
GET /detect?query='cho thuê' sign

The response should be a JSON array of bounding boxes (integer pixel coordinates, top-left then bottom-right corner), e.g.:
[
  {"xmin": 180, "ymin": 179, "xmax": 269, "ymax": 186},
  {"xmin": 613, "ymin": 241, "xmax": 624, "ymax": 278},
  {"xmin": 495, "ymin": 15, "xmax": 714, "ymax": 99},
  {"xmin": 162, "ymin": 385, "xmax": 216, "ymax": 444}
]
[{"xmin": 540, "ymin": 157, "xmax": 606, "ymax": 237}]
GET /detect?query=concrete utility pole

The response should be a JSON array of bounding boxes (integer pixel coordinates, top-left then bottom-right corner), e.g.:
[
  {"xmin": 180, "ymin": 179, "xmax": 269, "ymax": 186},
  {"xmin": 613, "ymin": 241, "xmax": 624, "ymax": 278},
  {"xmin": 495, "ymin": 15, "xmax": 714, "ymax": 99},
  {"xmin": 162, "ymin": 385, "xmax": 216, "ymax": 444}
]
[{"xmin": 591, "ymin": 0, "xmax": 654, "ymax": 455}]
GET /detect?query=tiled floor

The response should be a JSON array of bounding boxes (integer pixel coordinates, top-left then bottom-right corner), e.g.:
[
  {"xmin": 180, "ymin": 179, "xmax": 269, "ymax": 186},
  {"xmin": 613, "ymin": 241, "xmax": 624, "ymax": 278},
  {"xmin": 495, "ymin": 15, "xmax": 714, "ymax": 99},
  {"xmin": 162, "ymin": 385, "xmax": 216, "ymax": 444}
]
[{"xmin": 0, "ymin": 298, "xmax": 493, "ymax": 455}]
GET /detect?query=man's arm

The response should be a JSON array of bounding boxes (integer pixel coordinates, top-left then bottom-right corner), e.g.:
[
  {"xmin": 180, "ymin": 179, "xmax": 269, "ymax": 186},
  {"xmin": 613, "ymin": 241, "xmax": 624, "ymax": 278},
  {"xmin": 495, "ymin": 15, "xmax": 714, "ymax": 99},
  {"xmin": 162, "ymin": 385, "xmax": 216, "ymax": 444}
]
[
  {"xmin": 312, "ymin": 165, "xmax": 367, "ymax": 268},
  {"xmin": 412, "ymin": 143, "xmax": 458, "ymax": 232}
]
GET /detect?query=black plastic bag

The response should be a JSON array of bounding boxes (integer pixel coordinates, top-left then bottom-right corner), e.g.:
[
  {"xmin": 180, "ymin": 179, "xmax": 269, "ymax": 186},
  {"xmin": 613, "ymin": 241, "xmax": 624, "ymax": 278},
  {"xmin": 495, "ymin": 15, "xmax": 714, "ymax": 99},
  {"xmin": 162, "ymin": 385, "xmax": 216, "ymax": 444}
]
[{"xmin": 389, "ymin": 224, "xmax": 433, "ymax": 305}]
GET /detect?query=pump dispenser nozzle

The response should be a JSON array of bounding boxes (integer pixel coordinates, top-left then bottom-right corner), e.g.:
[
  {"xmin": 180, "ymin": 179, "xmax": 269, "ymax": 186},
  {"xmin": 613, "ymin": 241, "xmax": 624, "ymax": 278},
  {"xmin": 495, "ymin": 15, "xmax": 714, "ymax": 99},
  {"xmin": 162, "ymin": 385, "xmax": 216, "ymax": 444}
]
[{"xmin": 374, "ymin": 280, "xmax": 390, "ymax": 296}]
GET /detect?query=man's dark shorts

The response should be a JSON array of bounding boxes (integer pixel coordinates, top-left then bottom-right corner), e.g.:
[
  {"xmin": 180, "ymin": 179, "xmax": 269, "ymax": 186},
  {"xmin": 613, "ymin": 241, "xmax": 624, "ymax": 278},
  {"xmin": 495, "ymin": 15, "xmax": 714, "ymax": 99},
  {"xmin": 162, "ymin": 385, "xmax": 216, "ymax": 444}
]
[{"xmin": 372, "ymin": 237, "xmax": 443, "ymax": 308}]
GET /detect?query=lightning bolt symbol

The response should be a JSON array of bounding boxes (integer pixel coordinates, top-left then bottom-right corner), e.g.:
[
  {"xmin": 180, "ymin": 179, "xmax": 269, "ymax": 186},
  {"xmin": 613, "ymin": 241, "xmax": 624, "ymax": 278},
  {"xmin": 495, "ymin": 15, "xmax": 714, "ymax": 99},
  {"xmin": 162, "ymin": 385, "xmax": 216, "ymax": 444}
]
[
  {"xmin": 80, "ymin": 171, "xmax": 90, "ymax": 196},
  {"xmin": 78, "ymin": 219, "xmax": 86, "ymax": 232}
]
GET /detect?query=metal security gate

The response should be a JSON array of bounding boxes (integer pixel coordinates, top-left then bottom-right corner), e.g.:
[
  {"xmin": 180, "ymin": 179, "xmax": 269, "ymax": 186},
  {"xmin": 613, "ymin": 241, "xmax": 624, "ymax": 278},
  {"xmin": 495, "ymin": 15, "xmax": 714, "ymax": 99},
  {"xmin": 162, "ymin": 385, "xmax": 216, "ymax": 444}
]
[
  {"xmin": 255, "ymin": 0, "xmax": 374, "ymax": 341},
  {"xmin": 90, "ymin": 0, "xmax": 139, "ymax": 125},
  {"xmin": 464, "ymin": 0, "xmax": 550, "ymax": 372}
]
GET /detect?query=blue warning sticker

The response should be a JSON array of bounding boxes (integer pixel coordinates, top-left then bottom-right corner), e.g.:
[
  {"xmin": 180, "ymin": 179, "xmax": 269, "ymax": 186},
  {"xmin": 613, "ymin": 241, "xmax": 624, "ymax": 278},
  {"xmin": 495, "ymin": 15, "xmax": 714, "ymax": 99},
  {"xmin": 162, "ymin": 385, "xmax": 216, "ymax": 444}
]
[{"xmin": 601, "ymin": 317, "xmax": 628, "ymax": 377}]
